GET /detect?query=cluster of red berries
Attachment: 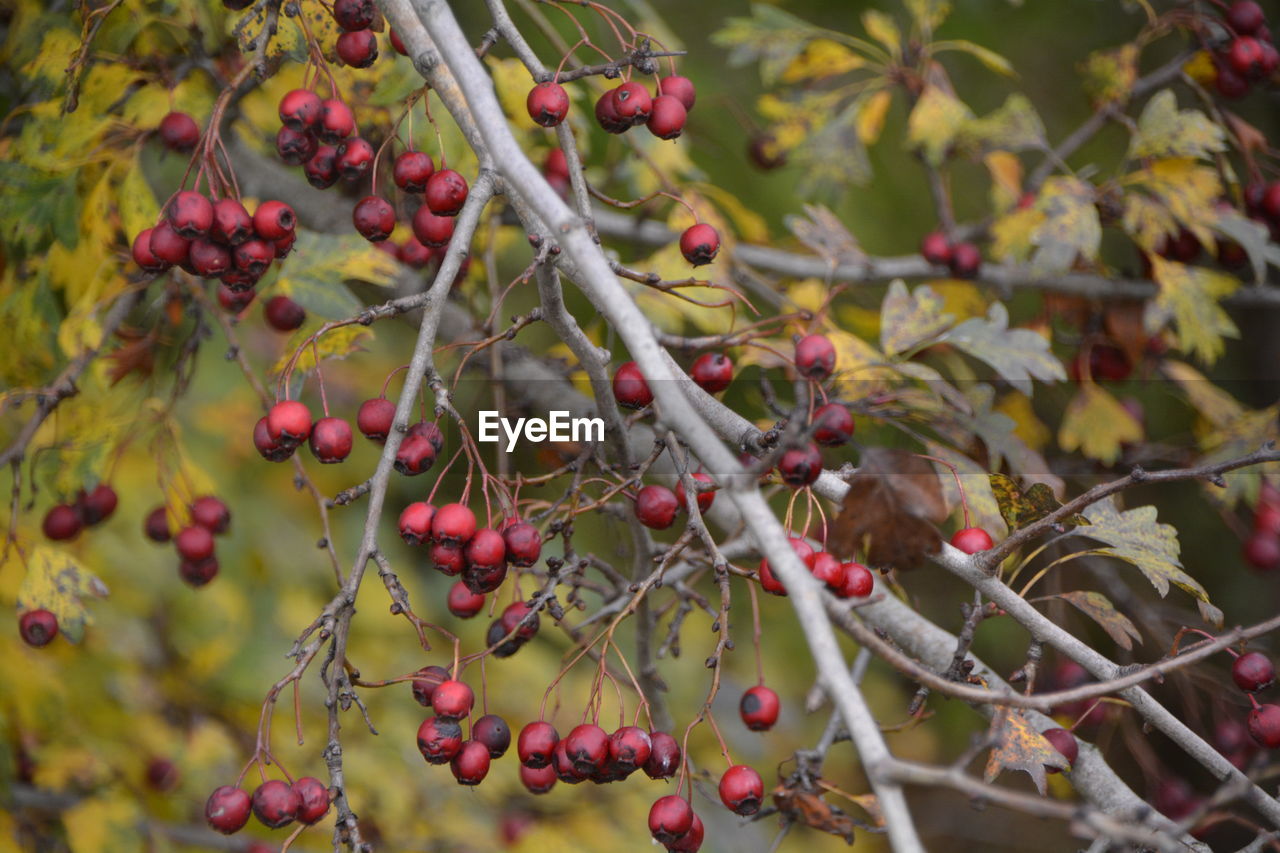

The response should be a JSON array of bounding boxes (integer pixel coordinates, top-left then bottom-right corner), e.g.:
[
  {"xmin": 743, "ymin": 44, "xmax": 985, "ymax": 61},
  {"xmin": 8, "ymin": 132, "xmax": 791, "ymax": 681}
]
[
  {"xmin": 526, "ymin": 73, "xmax": 696, "ymax": 143},
  {"xmin": 1242, "ymin": 482, "xmax": 1280, "ymax": 571},
  {"xmin": 131, "ymin": 190, "xmax": 297, "ymax": 297},
  {"xmin": 330, "ymin": 0, "xmax": 380, "ymax": 68},
  {"xmin": 1234, "ymin": 649, "xmax": 1280, "ymax": 747},
  {"xmin": 254, "ymin": 399, "xmax": 354, "ymax": 466},
  {"xmin": 1212, "ymin": 1, "xmax": 1278, "ymax": 98},
  {"xmin": 755, "ymin": 536, "xmax": 876, "ymax": 599},
  {"xmin": 41, "ymin": 483, "xmax": 118, "ymax": 542},
  {"xmin": 205, "ymin": 776, "xmax": 330, "ymax": 836},
  {"xmin": 920, "ymin": 230, "xmax": 982, "ymax": 279},
  {"xmin": 1067, "ymin": 342, "xmax": 1133, "ymax": 383},
  {"xmin": 143, "ymin": 495, "xmax": 232, "ymax": 587},
  {"xmin": 398, "ymin": 502, "xmax": 541, "ymax": 599}
]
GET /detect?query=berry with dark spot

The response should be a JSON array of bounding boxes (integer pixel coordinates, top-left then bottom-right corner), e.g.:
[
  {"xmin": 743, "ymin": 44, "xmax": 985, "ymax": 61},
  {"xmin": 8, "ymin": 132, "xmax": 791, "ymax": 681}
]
[
  {"xmin": 501, "ymin": 521, "xmax": 542, "ymax": 567},
  {"xmin": 450, "ymin": 740, "xmax": 491, "ymax": 785},
  {"xmin": 276, "ymin": 126, "xmax": 317, "ymax": 165},
  {"xmin": 740, "ymin": 685, "xmax": 780, "ymax": 731},
  {"xmin": 393, "ymin": 151, "xmax": 435, "ymax": 192},
  {"xmin": 212, "ymin": 198, "xmax": 254, "ymax": 246},
  {"xmin": 411, "ymin": 665, "xmax": 450, "ymax": 707},
  {"xmin": 190, "ymin": 496, "xmax": 230, "ymax": 535},
  {"xmin": 526, "ymin": 81, "xmax": 570, "ymax": 127},
  {"xmin": 167, "ymin": 191, "xmax": 213, "ymax": 239},
  {"xmin": 417, "ymin": 715, "xmax": 464, "ymax": 764},
  {"xmin": 473, "ymin": 714, "xmax": 512, "ymax": 758},
  {"xmin": 399, "ymin": 502, "xmax": 436, "ymax": 545},
  {"xmin": 309, "ymin": 417, "xmax": 353, "ymax": 464},
  {"xmin": 353, "ymin": 196, "xmax": 396, "ymax": 242},
  {"xmin": 332, "ymin": 0, "xmax": 375, "ymax": 31},
  {"xmin": 336, "ymin": 29, "xmax": 379, "ymax": 68},
  {"xmin": 425, "ymin": 169, "xmax": 469, "ymax": 216},
  {"xmin": 649, "ymin": 795, "xmax": 694, "ymax": 846},
  {"xmin": 611, "ymin": 81, "xmax": 652, "ymax": 125},
  {"xmin": 778, "ymin": 443, "xmax": 823, "ymax": 488},
  {"xmin": 644, "ymin": 731, "xmax": 681, "ymax": 779},
  {"xmin": 292, "ymin": 777, "xmax": 330, "ymax": 824},
  {"xmin": 794, "ymin": 334, "xmax": 836, "ymax": 380},
  {"xmin": 519, "ymin": 763, "xmax": 557, "ymax": 794},
  {"xmin": 812, "ymin": 403, "xmax": 854, "ymax": 446},
  {"xmin": 690, "ymin": 352, "xmax": 732, "ymax": 393},
  {"xmin": 19, "ymin": 609, "xmax": 59, "ymax": 647},
  {"xmin": 517, "ymin": 721, "xmax": 558, "ymax": 768},
  {"xmin": 718, "ymin": 765, "xmax": 764, "ymax": 816},
  {"xmin": 679, "ymin": 223, "xmax": 719, "ymax": 266}
]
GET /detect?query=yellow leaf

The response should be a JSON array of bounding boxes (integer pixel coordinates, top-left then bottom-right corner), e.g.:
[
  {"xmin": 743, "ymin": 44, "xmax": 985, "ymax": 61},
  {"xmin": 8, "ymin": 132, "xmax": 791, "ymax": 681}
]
[
  {"xmin": 1162, "ymin": 360, "xmax": 1243, "ymax": 430},
  {"xmin": 117, "ymin": 156, "xmax": 159, "ymax": 242},
  {"xmin": 1183, "ymin": 50, "xmax": 1217, "ymax": 86},
  {"xmin": 1080, "ymin": 44, "xmax": 1138, "ymax": 106},
  {"xmin": 780, "ymin": 39, "xmax": 866, "ymax": 83},
  {"xmin": 271, "ymin": 325, "xmax": 374, "ymax": 376},
  {"xmin": 907, "ymin": 86, "xmax": 973, "ymax": 166},
  {"xmin": 1058, "ymin": 383, "xmax": 1143, "ymax": 465},
  {"xmin": 65, "ymin": 791, "xmax": 143, "ymax": 853},
  {"xmin": 990, "ymin": 206, "xmax": 1043, "ymax": 264},
  {"xmin": 21, "ymin": 29, "xmax": 80, "ymax": 87},
  {"xmin": 995, "ymin": 391, "xmax": 1051, "ymax": 452},
  {"xmin": 691, "ymin": 183, "xmax": 768, "ymax": 244},
  {"xmin": 487, "ymin": 56, "xmax": 539, "ymax": 131},
  {"xmin": 786, "ymin": 279, "xmax": 829, "ymax": 315},
  {"xmin": 16, "ymin": 546, "xmax": 110, "ymax": 644},
  {"xmin": 856, "ymin": 89, "xmax": 893, "ymax": 145},
  {"xmin": 985, "ymin": 151, "xmax": 1023, "ymax": 212},
  {"xmin": 1148, "ymin": 256, "xmax": 1239, "ymax": 364},
  {"xmin": 862, "ymin": 10, "xmax": 901, "ymax": 55}
]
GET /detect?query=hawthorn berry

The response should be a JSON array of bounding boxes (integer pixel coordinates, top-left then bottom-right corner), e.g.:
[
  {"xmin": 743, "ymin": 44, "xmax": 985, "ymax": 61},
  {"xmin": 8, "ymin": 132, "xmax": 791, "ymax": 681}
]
[
  {"xmin": 635, "ymin": 485, "xmax": 680, "ymax": 530},
  {"xmin": 432, "ymin": 503, "xmax": 477, "ymax": 545},
  {"xmin": 291, "ymin": 777, "xmax": 330, "ymax": 824},
  {"xmin": 317, "ymin": 99, "xmax": 355, "ymax": 144},
  {"xmin": 145, "ymin": 757, "xmax": 179, "ymax": 792},
  {"xmin": 1233, "ymin": 651, "xmax": 1276, "ymax": 692},
  {"xmin": 254, "ymin": 416, "xmax": 295, "ymax": 462},
  {"xmin": 275, "ymin": 125, "xmax": 317, "ymax": 165},
  {"xmin": 409, "ymin": 420, "xmax": 445, "ymax": 452},
  {"xmin": 279, "ymin": 89, "xmax": 323, "ymax": 131},
  {"xmin": 304, "ymin": 145, "xmax": 340, "ymax": 189},
  {"xmin": 719, "ymin": 764, "xmax": 764, "ymax": 816},
  {"xmin": 644, "ymin": 731, "xmax": 681, "ymax": 779},
  {"xmin": 356, "ymin": 397, "xmax": 396, "ymax": 442},
  {"xmin": 647, "ymin": 95, "xmax": 688, "ymax": 140},
  {"xmin": 262, "ymin": 295, "xmax": 305, "ymax": 332},
  {"xmin": 19, "ymin": 609, "xmax": 59, "ymax": 647},
  {"xmin": 432, "ymin": 679, "xmax": 474, "ymax": 719},
  {"xmin": 518, "ymin": 721, "xmax": 559, "ymax": 768},
  {"xmin": 332, "ymin": 0, "xmax": 375, "ymax": 30},
  {"xmin": 205, "ymin": 786, "xmax": 252, "ymax": 834},
  {"xmin": 1249, "ymin": 704, "xmax": 1280, "ymax": 748},
  {"xmin": 679, "ymin": 223, "xmax": 720, "ymax": 266},
  {"xmin": 595, "ymin": 89, "xmax": 629, "ymax": 134},
  {"xmin": 158, "ymin": 111, "xmax": 200, "ymax": 153},
  {"xmin": 413, "ymin": 205, "xmax": 455, "ymax": 248},
  {"xmin": 399, "ymin": 502, "xmax": 436, "ymax": 545},
  {"xmin": 309, "ymin": 417, "xmax": 353, "ymax": 463},
  {"xmin": 398, "ymin": 237, "xmax": 434, "ymax": 268},
  {"xmin": 74, "ymin": 485, "xmax": 115, "ymax": 528},
  {"xmin": 175, "ymin": 527, "xmax": 215, "ymax": 565},
  {"xmin": 394, "ymin": 433, "xmax": 436, "ymax": 476},
  {"xmin": 519, "ymin": 763, "xmax": 557, "ymax": 794},
  {"xmin": 209, "ymin": 198, "xmax": 253, "ymax": 246},
  {"xmin": 462, "ymin": 560, "xmax": 507, "ymax": 595},
  {"xmin": 502, "ymin": 521, "xmax": 542, "ymax": 567},
  {"xmin": 430, "ymin": 542, "xmax": 466, "ymax": 575},
  {"xmin": 251, "ymin": 779, "xmax": 301, "ymax": 829},
  {"xmin": 336, "ymin": 29, "xmax": 379, "ymax": 68},
  {"xmin": 393, "ymin": 151, "xmax": 435, "ymax": 192},
  {"xmin": 425, "ymin": 169, "xmax": 469, "ymax": 216},
  {"xmin": 563, "ymin": 724, "xmax": 610, "ymax": 775},
  {"xmin": 921, "ymin": 230, "xmax": 952, "ymax": 266},
  {"xmin": 218, "ymin": 283, "xmax": 255, "ymax": 313},
  {"xmin": 465, "ymin": 530, "xmax": 507, "ymax": 568},
  {"xmin": 812, "ymin": 402, "xmax": 854, "ymax": 446},
  {"xmin": 951, "ymin": 527, "xmax": 994, "ymax": 555},
  {"xmin": 266, "ymin": 400, "xmax": 312, "ymax": 443},
  {"xmin": 446, "ymin": 581, "xmax": 485, "ymax": 619},
  {"xmin": 189, "ymin": 239, "xmax": 232, "ymax": 277},
  {"xmin": 949, "ymin": 241, "xmax": 982, "ymax": 278},
  {"xmin": 611, "ymin": 81, "xmax": 653, "ymax": 125},
  {"xmin": 552, "ymin": 739, "xmax": 587, "ymax": 783},
  {"xmin": 840, "ymin": 561, "xmax": 874, "ymax": 598},
  {"xmin": 674, "ymin": 471, "xmax": 716, "ymax": 515},
  {"xmin": 607, "ymin": 726, "xmax": 652, "ymax": 770},
  {"xmin": 179, "ymin": 556, "xmax": 219, "ymax": 587},
  {"xmin": 758, "ymin": 537, "xmax": 817, "ymax": 596},
  {"xmin": 659, "ymin": 75, "xmax": 697, "ymax": 111},
  {"xmin": 472, "ymin": 714, "xmax": 511, "ymax": 758},
  {"xmin": 1228, "ymin": 1, "xmax": 1266, "ymax": 35},
  {"xmin": 336, "ymin": 137, "xmax": 374, "ymax": 181},
  {"xmin": 231, "ymin": 239, "xmax": 273, "ymax": 277},
  {"xmin": 417, "ymin": 715, "xmax": 464, "ymax": 764},
  {"xmin": 253, "ymin": 201, "xmax": 296, "ymax": 241},
  {"xmin": 1216, "ymin": 64, "xmax": 1250, "ymax": 98},
  {"xmin": 167, "ymin": 191, "xmax": 213, "ymax": 239},
  {"xmin": 544, "ymin": 148, "xmax": 569, "ymax": 180},
  {"xmin": 649, "ymin": 795, "xmax": 694, "ymax": 846},
  {"xmin": 190, "ymin": 496, "xmax": 231, "ymax": 535},
  {"xmin": 1244, "ymin": 532, "xmax": 1280, "ymax": 571},
  {"xmin": 740, "ymin": 685, "xmax": 780, "ymax": 731},
  {"xmin": 353, "ymin": 196, "xmax": 396, "ymax": 242},
  {"xmin": 794, "ymin": 334, "xmax": 836, "ymax": 380},
  {"xmin": 1043, "ymin": 728, "xmax": 1078, "ymax": 772},
  {"xmin": 527, "ymin": 81, "xmax": 570, "ymax": 127},
  {"xmin": 148, "ymin": 221, "xmax": 191, "ymax": 268},
  {"xmin": 131, "ymin": 228, "xmax": 169, "ymax": 272},
  {"xmin": 451, "ymin": 740, "xmax": 491, "ymax": 785},
  {"xmin": 810, "ymin": 552, "xmax": 847, "ymax": 592},
  {"xmin": 1152, "ymin": 777, "xmax": 1200, "ymax": 821},
  {"xmin": 612, "ymin": 361, "xmax": 653, "ymax": 408},
  {"xmin": 411, "ymin": 665, "xmax": 450, "ymax": 707},
  {"xmin": 690, "ymin": 352, "xmax": 733, "ymax": 393},
  {"xmin": 778, "ymin": 443, "xmax": 823, "ymax": 488},
  {"xmin": 669, "ymin": 813, "xmax": 705, "ymax": 853},
  {"xmin": 144, "ymin": 506, "xmax": 172, "ymax": 542},
  {"xmin": 1229, "ymin": 36, "xmax": 1266, "ymax": 77},
  {"xmin": 500, "ymin": 601, "xmax": 539, "ymax": 641}
]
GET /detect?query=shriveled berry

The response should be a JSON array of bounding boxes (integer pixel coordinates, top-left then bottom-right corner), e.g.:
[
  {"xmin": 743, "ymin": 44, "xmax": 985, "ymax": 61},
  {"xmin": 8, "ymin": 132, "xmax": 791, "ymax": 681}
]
[
  {"xmin": 267, "ymin": 400, "xmax": 312, "ymax": 443},
  {"xmin": 432, "ymin": 679, "xmax": 474, "ymax": 719},
  {"xmin": 158, "ymin": 111, "xmax": 200, "ymax": 153},
  {"xmin": 1233, "ymin": 651, "xmax": 1276, "ymax": 692},
  {"xmin": 410, "ymin": 665, "xmax": 450, "ymax": 707},
  {"xmin": 740, "ymin": 685, "xmax": 780, "ymax": 731},
  {"xmin": 276, "ymin": 125, "xmax": 317, "ymax": 165},
  {"xmin": 19, "ymin": 609, "xmax": 59, "ymax": 647},
  {"xmin": 719, "ymin": 765, "xmax": 764, "ymax": 816},
  {"xmin": 635, "ymin": 484, "xmax": 679, "ymax": 530},
  {"xmin": 795, "ymin": 334, "xmax": 836, "ymax": 380},
  {"xmin": 353, "ymin": 196, "xmax": 396, "ymax": 242},
  {"xmin": 1229, "ymin": 36, "xmax": 1266, "ymax": 77},
  {"xmin": 812, "ymin": 402, "xmax": 854, "ymax": 445},
  {"xmin": 778, "ymin": 443, "xmax": 823, "ymax": 488},
  {"xmin": 1043, "ymin": 728, "xmax": 1078, "ymax": 772},
  {"xmin": 690, "ymin": 352, "xmax": 732, "ymax": 393},
  {"xmin": 950, "ymin": 527, "xmax": 994, "ymax": 555},
  {"xmin": 473, "ymin": 714, "xmax": 511, "ymax": 758},
  {"xmin": 357, "ymin": 397, "xmax": 396, "ymax": 443},
  {"xmin": 336, "ymin": 29, "xmax": 379, "ymax": 68},
  {"xmin": 450, "ymin": 740, "xmax": 491, "ymax": 785},
  {"xmin": 447, "ymin": 581, "xmax": 486, "ymax": 618},
  {"xmin": 644, "ymin": 731, "xmax": 681, "ymax": 779},
  {"xmin": 649, "ymin": 795, "xmax": 694, "ymax": 846},
  {"xmin": 332, "ymin": 0, "xmax": 375, "ymax": 31},
  {"xmin": 309, "ymin": 417, "xmax": 353, "ymax": 463},
  {"xmin": 190, "ymin": 496, "xmax": 231, "ymax": 534},
  {"xmin": 526, "ymin": 81, "xmax": 570, "ymax": 127},
  {"xmin": 205, "ymin": 785, "xmax": 251, "ymax": 834},
  {"xmin": 417, "ymin": 715, "xmax": 463, "ymax": 764},
  {"xmin": 679, "ymin": 223, "xmax": 720, "ymax": 266},
  {"xmin": 394, "ymin": 151, "xmax": 435, "ymax": 193},
  {"xmin": 317, "ymin": 99, "xmax": 355, "ymax": 144},
  {"xmin": 612, "ymin": 361, "xmax": 652, "ymax": 408},
  {"xmin": 425, "ymin": 169, "xmax": 469, "ymax": 216},
  {"xmin": 304, "ymin": 145, "xmax": 340, "ymax": 189},
  {"xmin": 517, "ymin": 721, "xmax": 559, "ymax": 768},
  {"xmin": 292, "ymin": 777, "xmax": 330, "ymax": 824},
  {"xmin": 251, "ymin": 779, "xmax": 300, "ymax": 829},
  {"xmin": 279, "ymin": 89, "xmax": 323, "ymax": 130}
]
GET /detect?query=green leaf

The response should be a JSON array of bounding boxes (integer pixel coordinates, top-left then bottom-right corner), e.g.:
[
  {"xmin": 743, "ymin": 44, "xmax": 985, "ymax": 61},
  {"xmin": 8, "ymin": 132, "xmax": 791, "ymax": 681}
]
[
  {"xmin": 940, "ymin": 302, "xmax": 1066, "ymax": 393},
  {"xmin": 793, "ymin": 100, "xmax": 872, "ymax": 193},
  {"xmin": 907, "ymin": 86, "xmax": 973, "ymax": 166},
  {"xmin": 16, "ymin": 545, "xmax": 110, "ymax": 644},
  {"xmin": 1030, "ymin": 177, "xmax": 1101, "ymax": 276},
  {"xmin": 1054, "ymin": 591, "xmax": 1141, "ymax": 650},
  {"xmin": 879, "ymin": 281, "xmax": 953, "ymax": 356},
  {"xmin": 1129, "ymin": 90, "xmax": 1226, "ymax": 162},
  {"xmin": 1147, "ymin": 257, "xmax": 1239, "ymax": 365},
  {"xmin": 1077, "ymin": 499, "xmax": 1210, "ymax": 608},
  {"xmin": 1057, "ymin": 383, "xmax": 1143, "ymax": 465},
  {"xmin": 959, "ymin": 94, "xmax": 1044, "ymax": 152},
  {"xmin": 1080, "ymin": 45, "xmax": 1138, "ymax": 106},
  {"xmin": 273, "ymin": 230, "xmax": 400, "ymax": 320},
  {"xmin": 711, "ymin": 5, "xmax": 818, "ymax": 84},
  {"xmin": 933, "ymin": 39, "xmax": 1016, "ymax": 77},
  {"xmin": 989, "ymin": 473, "xmax": 1088, "ymax": 531}
]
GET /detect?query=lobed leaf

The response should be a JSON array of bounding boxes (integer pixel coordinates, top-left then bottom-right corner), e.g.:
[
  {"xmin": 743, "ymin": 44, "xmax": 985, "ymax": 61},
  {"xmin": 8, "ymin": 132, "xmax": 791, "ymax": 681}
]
[
  {"xmin": 1057, "ymin": 383, "xmax": 1142, "ymax": 465},
  {"xmin": 16, "ymin": 545, "xmax": 110, "ymax": 644},
  {"xmin": 939, "ymin": 302, "xmax": 1066, "ymax": 393},
  {"xmin": 1129, "ymin": 90, "xmax": 1226, "ymax": 162},
  {"xmin": 879, "ymin": 281, "xmax": 953, "ymax": 356},
  {"xmin": 1147, "ymin": 257, "xmax": 1239, "ymax": 365},
  {"xmin": 984, "ymin": 708, "xmax": 1067, "ymax": 795},
  {"xmin": 1055, "ymin": 591, "xmax": 1141, "ymax": 650}
]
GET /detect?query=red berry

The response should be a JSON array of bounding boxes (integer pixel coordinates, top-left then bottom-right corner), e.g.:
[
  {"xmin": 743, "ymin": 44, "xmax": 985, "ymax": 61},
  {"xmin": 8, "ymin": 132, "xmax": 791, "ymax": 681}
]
[
  {"xmin": 635, "ymin": 484, "xmax": 680, "ymax": 530},
  {"xmin": 949, "ymin": 242, "xmax": 982, "ymax": 278},
  {"xmin": 275, "ymin": 233, "xmax": 296, "ymax": 262},
  {"xmin": 431, "ymin": 541, "xmax": 466, "ymax": 575},
  {"xmin": 1250, "ymin": 704, "xmax": 1280, "ymax": 748},
  {"xmin": 612, "ymin": 361, "xmax": 653, "ymax": 408},
  {"xmin": 417, "ymin": 715, "xmax": 463, "ymax": 764},
  {"xmin": 1229, "ymin": 36, "xmax": 1266, "ymax": 77},
  {"xmin": 447, "ymin": 581, "xmax": 486, "ymax": 618},
  {"xmin": 74, "ymin": 485, "xmax": 116, "ymax": 526},
  {"xmin": 292, "ymin": 777, "xmax": 330, "ymax": 824},
  {"xmin": 131, "ymin": 228, "xmax": 168, "ymax": 272},
  {"xmin": 1228, "ymin": 1, "xmax": 1266, "ymax": 35},
  {"xmin": 679, "ymin": 223, "xmax": 720, "ymax": 266},
  {"xmin": 158, "ymin": 111, "xmax": 200, "ymax": 153},
  {"xmin": 179, "ymin": 556, "xmax": 219, "ymax": 587},
  {"xmin": 267, "ymin": 400, "xmax": 312, "ymax": 443},
  {"xmin": 690, "ymin": 352, "xmax": 732, "ymax": 393},
  {"xmin": 232, "ymin": 239, "xmax": 273, "ymax": 277},
  {"xmin": 659, "ymin": 75, "xmax": 696, "ymax": 111},
  {"xmin": 1263, "ymin": 181, "xmax": 1280, "ymax": 221},
  {"xmin": 462, "ymin": 559, "xmax": 507, "ymax": 596},
  {"xmin": 740, "ymin": 685, "xmax": 780, "ymax": 731},
  {"xmin": 175, "ymin": 525, "xmax": 215, "ymax": 562},
  {"xmin": 1153, "ymin": 777, "xmax": 1200, "ymax": 820},
  {"xmin": 594, "ymin": 89, "xmax": 629, "ymax": 134},
  {"xmin": 1216, "ymin": 64, "xmax": 1251, "ymax": 98},
  {"xmin": 336, "ymin": 29, "xmax": 379, "ymax": 68},
  {"xmin": 674, "ymin": 471, "xmax": 716, "ymax": 514},
  {"xmin": 450, "ymin": 740, "xmax": 491, "ymax": 785},
  {"xmin": 810, "ymin": 552, "xmax": 847, "ymax": 592},
  {"xmin": 411, "ymin": 665, "xmax": 450, "ymax": 707},
  {"xmin": 336, "ymin": 137, "xmax": 374, "ymax": 181},
  {"xmin": 253, "ymin": 416, "xmax": 294, "ymax": 462},
  {"xmin": 544, "ymin": 148, "xmax": 569, "ymax": 179},
  {"xmin": 309, "ymin": 417, "xmax": 353, "ymax": 463},
  {"xmin": 394, "ymin": 433, "xmax": 436, "ymax": 476},
  {"xmin": 921, "ymin": 230, "xmax": 953, "ymax": 266},
  {"xmin": 527, "ymin": 81, "xmax": 570, "ymax": 127},
  {"xmin": 950, "ymin": 526, "xmax": 994, "ymax": 555},
  {"xmin": 251, "ymin": 779, "xmax": 300, "ymax": 829},
  {"xmin": 357, "ymin": 397, "xmax": 396, "ymax": 443},
  {"xmin": 279, "ymin": 89, "xmax": 323, "ymax": 130},
  {"xmin": 211, "ymin": 198, "xmax": 254, "ymax": 246},
  {"xmin": 393, "ymin": 151, "xmax": 435, "ymax": 193},
  {"xmin": 144, "ymin": 506, "xmax": 172, "ymax": 542},
  {"xmin": 649, "ymin": 795, "xmax": 694, "ymax": 846},
  {"xmin": 1043, "ymin": 728, "xmax": 1078, "ymax": 772},
  {"xmin": 263, "ymin": 295, "xmax": 305, "ymax": 331},
  {"xmin": 718, "ymin": 764, "xmax": 764, "ymax": 816},
  {"xmin": 778, "ymin": 443, "xmax": 823, "ymax": 488},
  {"xmin": 190, "ymin": 496, "xmax": 230, "ymax": 534},
  {"xmin": 465, "ymin": 528, "xmax": 506, "ymax": 567},
  {"xmin": 302, "ymin": 145, "xmax": 339, "ymax": 188},
  {"xmin": 647, "ymin": 94, "xmax": 687, "ymax": 140},
  {"xmin": 607, "ymin": 726, "xmax": 652, "ymax": 770},
  {"xmin": 432, "ymin": 679, "xmax": 474, "ymax": 719},
  {"xmin": 399, "ymin": 503, "xmax": 436, "ymax": 545},
  {"xmin": 431, "ymin": 503, "xmax": 477, "ymax": 545},
  {"xmin": 1234, "ymin": 651, "xmax": 1276, "ymax": 692},
  {"xmin": 353, "ymin": 196, "xmax": 396, "ymax": 242},
  {"xmin": 812, "ymin": 402, "xmax": 854, "ymax": 446},
  {"xmin": 840, "ymin": 562, "xmax": 874, "ymax": 598},
  {"xmin": 758, "ymin": 537, "xmax": 816, "ymax": 596},
  {"xmin": 612, "ymin": 81, "xmax": 652, "ymax": 125},
  {"xmin": 563, "ymin": 723, "xmax": 609, "ymax": 775},
  {"xmin": 794, "ymin": 334, "xmax": 836, "ymax": 380},
  {"xmin": 518, "ymin": 721, "xmax": 559, "ymax": 768},
  {"xmin": 19, "ymin": 609, "xmax": 59, "ymax": 647},
  {"xmin": 425, "ymin": 169, "xmax": 469, "ymax": 216},
  {"xmin": 472, "ymin": 714, "xmax": 511, "ymax": 758},
  {"xmin": 409, "ymin": 420, "xmax": 445, "ymax": 452},
  {"xmin": 519, "ymin": 762, "xmax": 557, "ymax": 794},
  {"xmin": 1245, "ymin": 533, "xmax": 1280, "ymax": 571},
  {"xmin": 189, "ymin": 239, "xmax": 231, "ymax": 277},
  {"xmin": 644, "ymin": 731, "xmax": 681, "ymax": 779},
  {"xmin": 398, "ymin": 237, "xmax": 434, "ymax": 268},
  {"xmin": 167, "ymin": 191, "xmax": 213, "ymax": 239},
  {"xmin": 253, "ymin": 201, "xmax": 296, "ymax": 241},
  {"xmin": 217, "ymin": 283, "xmax": 255, "ymax": 312},
  {"xmin": 317, "ymin": 99, "xmax": 355, "ymax": 144},
  {"xmin": 670, "ymin": 813, "xmax": 705, "ymax": 853},
  {"xmin": 275, "ymin": 125, "xmax": 317, "ymax": 165},
  {"xmin": 499, "ymin": 601, "xmax": 539, "ymax": 642},
  {"xmin": 552, "ymin": 739, "xmax": 586, "ymax": 783},
  {"xmin": 148, "ymin": 221, "xmax": 191, "ymax": 266},
  {"xmin": 332, "ymin": 0, "xmax": 375, "ymax": 31},
  {"xmin": 501, "ymin": 521, "xmax": 542, "ymax": 567},
  {"xmin": 413, "ymin": 205, "xmax": 455, "ymax": 247},
  {"xmin": 205, "ymin": 785, "xmax": 251, "ymax": 834},
  {"xmin": 145, "ymin": 757, "xmax": 179, "ymax": 792}
]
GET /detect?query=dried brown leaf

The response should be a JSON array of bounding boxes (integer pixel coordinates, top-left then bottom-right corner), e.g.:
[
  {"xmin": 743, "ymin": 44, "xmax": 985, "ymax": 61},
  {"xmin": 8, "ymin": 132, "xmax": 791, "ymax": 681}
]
[{"xmin": 830, "ymin": 447, "xmax": 946, "ymax": 568}]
